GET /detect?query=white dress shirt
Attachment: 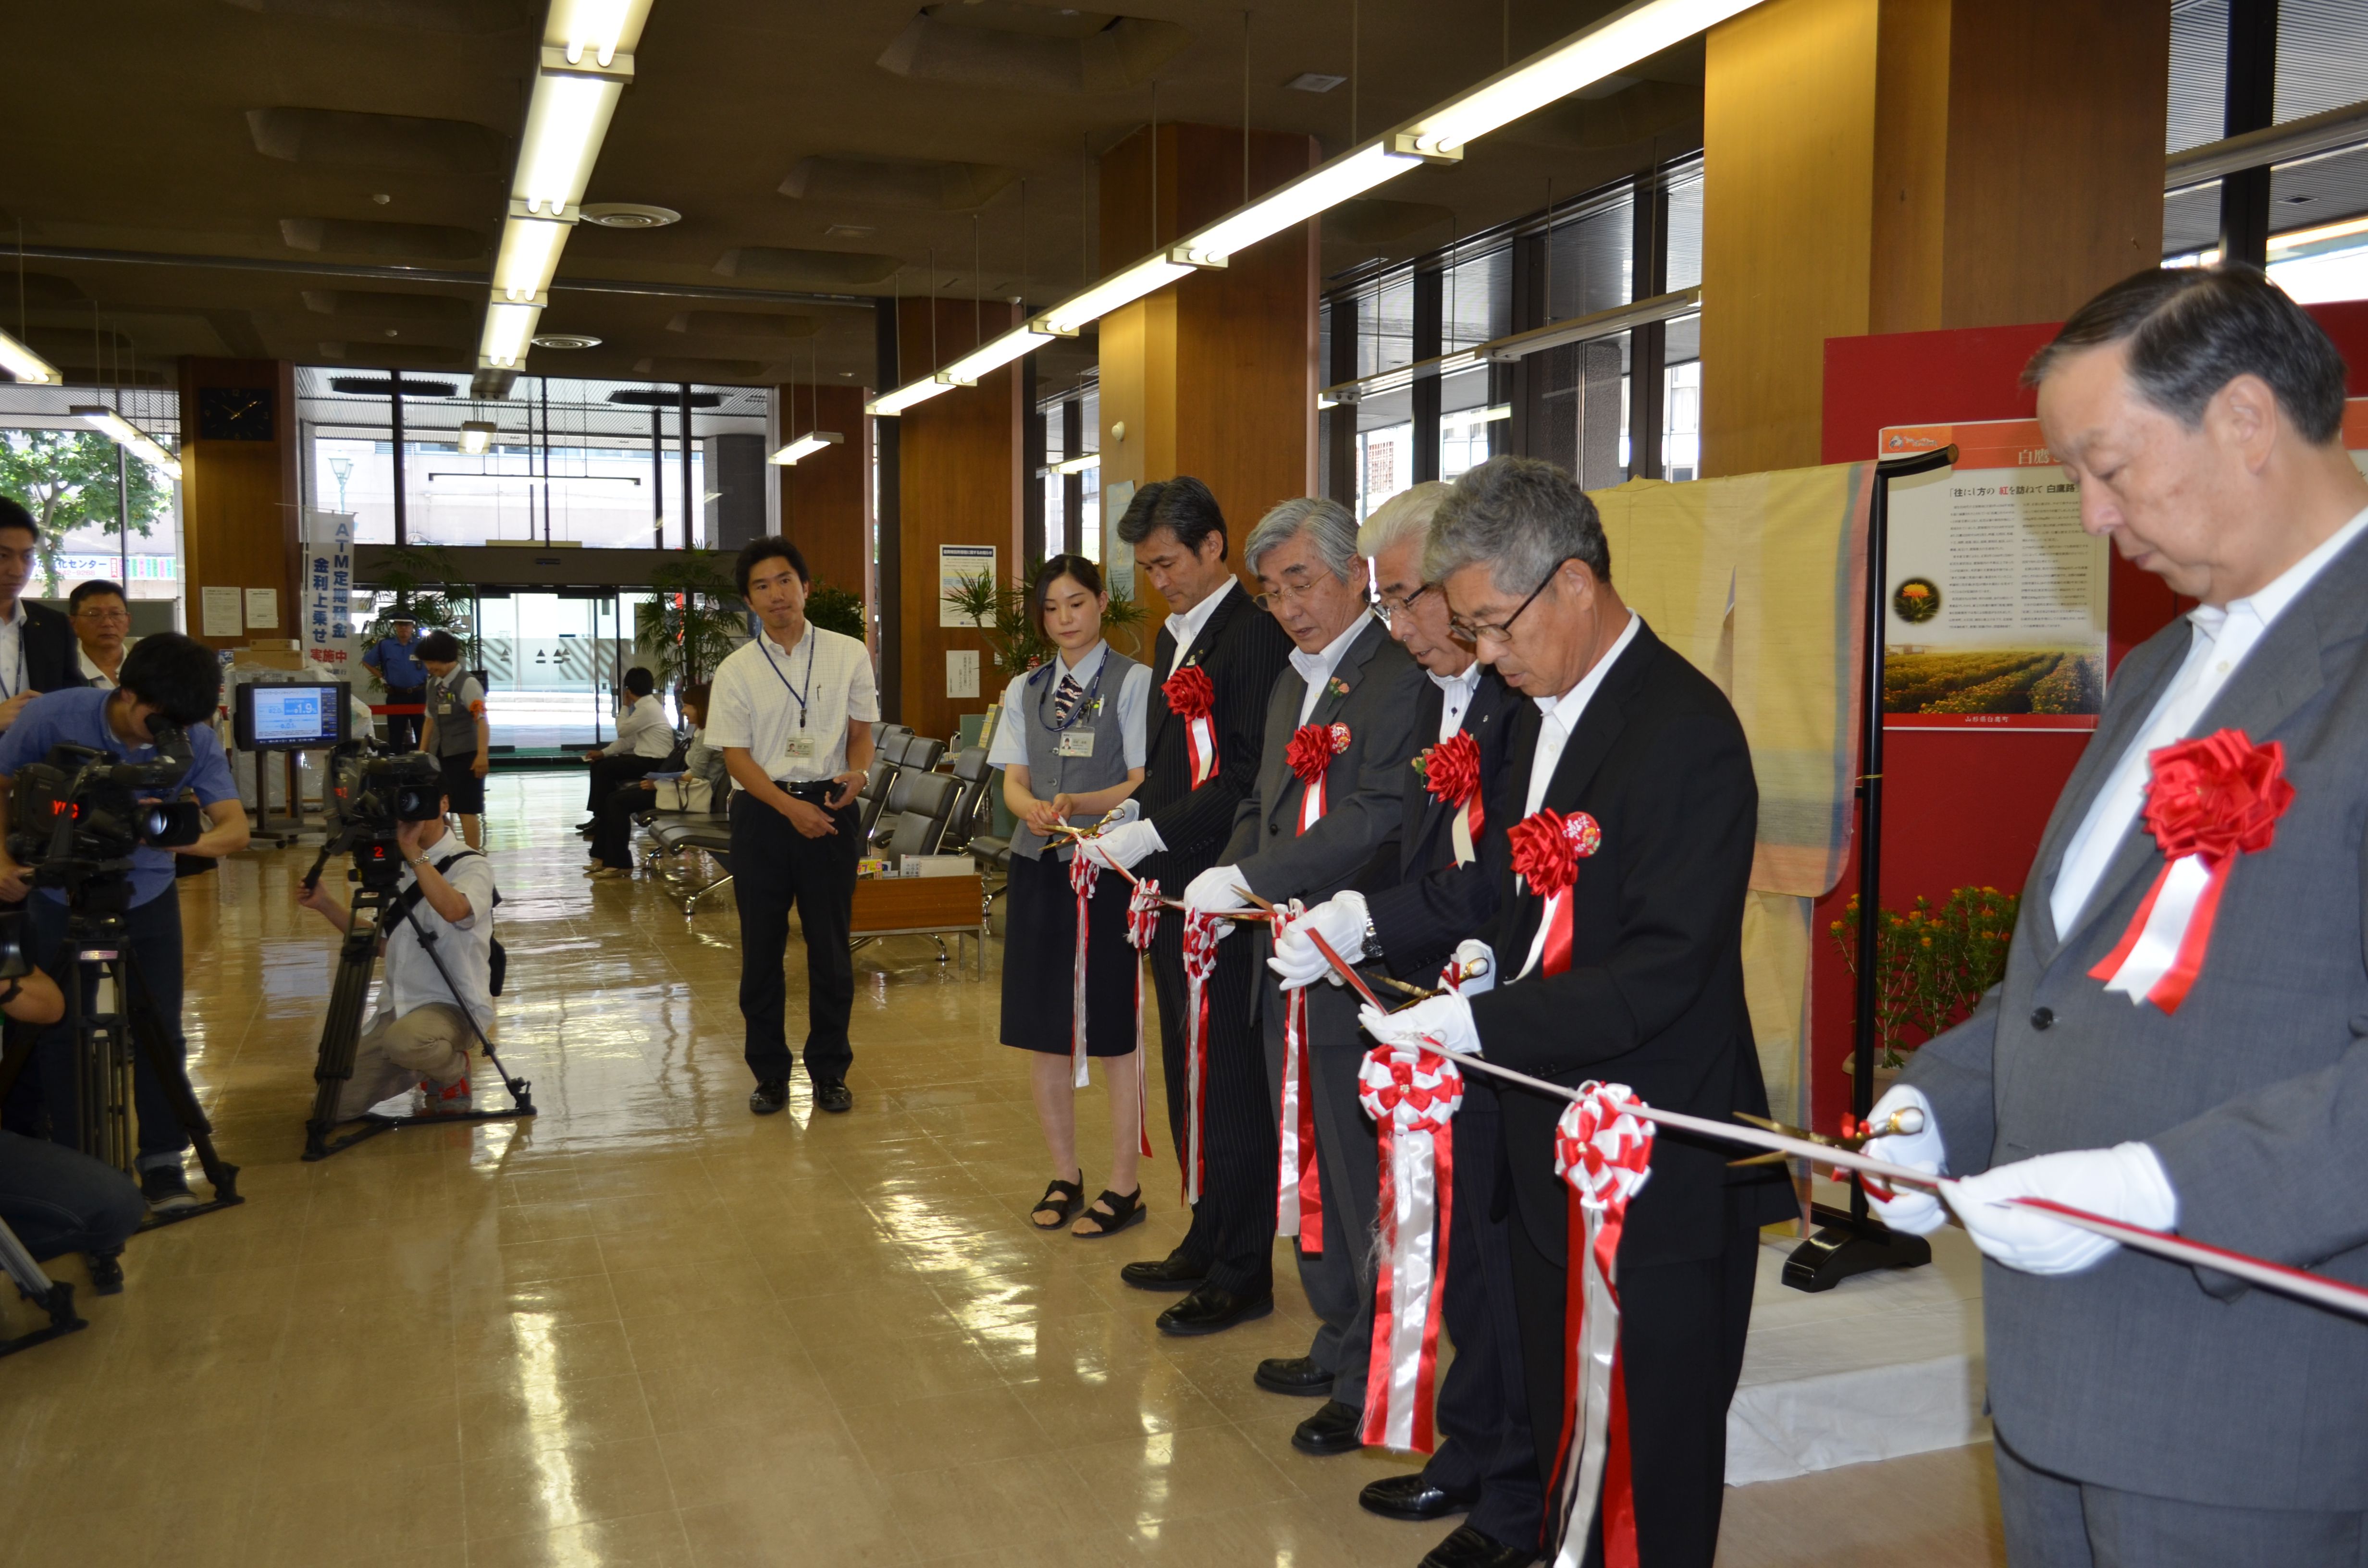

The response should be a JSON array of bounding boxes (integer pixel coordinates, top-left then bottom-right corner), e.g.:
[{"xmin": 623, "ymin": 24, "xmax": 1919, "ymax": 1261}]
[
  {"xmin": 1290, "ymin": 610, "xmax": 1376, "ymax": 724},
  {"xmin": 0, "ymin": 602, "xmax": 26, "ymax": 699},
  {"xmin": 1430, "ymin": 661, "xmax": 1483, "ymax": 743},
  {"xmin": 1161, "ymin": 575, "xmax": 1238, "ymax": 679},
  {"xmin": 78, "ymin": 640, "xmax": 131, "ymax": 690},
  {"xmin": 1517, "ymin": 611, "xmax": 1642, "ymax": 978},
  {"xmin": 987, "ymin": 641, "xmax": 1155, "ymax": 771},
  {"xmin": 2049, "ymin": 505, "xmax": 2368, "ymax": 936},
  {"xmin": 705, "ymin": 619, "xmax": 882, "ymax": 783},
  {"xmin": 603, "ymin": 693, "xmax": 678, "ymax": 759}
]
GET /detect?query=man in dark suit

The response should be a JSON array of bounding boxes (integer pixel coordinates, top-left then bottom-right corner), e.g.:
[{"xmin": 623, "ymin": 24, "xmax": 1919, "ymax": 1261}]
[
  {"xmin": 1177, "ymin": 495, "xmax": 1427, "ymax": 1445},
  {"xmin": 1084, "ymin": 477, "xmax": 1295, "ymax": 1330},
  {"xmin": 1271, "ymin": 481, "xmax": 1535, "ymax": 1568},
  {"xmin": 0, "ymin": 499, "xmax": 93, "ymax": 725},
  {"xmin": 1866, "ymin": 268, "xmax": 2368, "ymax": 1567},
  {"xmin": 1370, "ymin": 456, "xmax": 1792, "ymax": 1568}
]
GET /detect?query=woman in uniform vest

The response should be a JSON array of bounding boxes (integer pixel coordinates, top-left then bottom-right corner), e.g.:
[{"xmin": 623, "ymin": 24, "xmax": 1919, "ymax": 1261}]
[{"xmin": 990, "ymin": 555, "xmax": 1153, "ymax": 1238}]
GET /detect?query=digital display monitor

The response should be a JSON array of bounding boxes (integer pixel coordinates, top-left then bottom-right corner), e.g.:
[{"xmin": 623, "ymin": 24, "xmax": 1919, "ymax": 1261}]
[{"xmin": 234, "ymin": 681, "xmax": 348, "ymax": 751}]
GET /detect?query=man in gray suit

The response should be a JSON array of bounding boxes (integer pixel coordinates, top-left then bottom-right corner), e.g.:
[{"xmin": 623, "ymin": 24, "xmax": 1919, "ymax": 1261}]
[
  {"xmin": 1181, "ymin": 496, "xmax": 1427, "ymax": 1455},
  {"xmin": 1867, "ymin": 264, "xmax": 2368, "ymax": 1566}
]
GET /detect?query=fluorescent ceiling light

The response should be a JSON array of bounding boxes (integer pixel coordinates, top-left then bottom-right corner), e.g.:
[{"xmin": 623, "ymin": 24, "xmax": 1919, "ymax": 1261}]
[
  {"xmin": 1398, "ymin": 0, "xmax": 1764, "ymax": 156},
  {"xmin": 1036, "ymin": 255, "xmax": 1200, "ymax": 336},
  {"xmin": 769, "ymin": 430, "xmax": 844, "ymax": 465},
  {"xmin": 940, "ymin": 324, "xmax": 1060, "ymax": 386},
  {"xmin": 515, "ymin": 60, "xmax": 628, "ymax": 215},
  {"xmin": 458, "ymin": 420, "xmax": 497, "ymax": 454},
  {"xmin": 865, "ymin": 379, "xmax": 951, "ymax": 417},
  {"xmin": 1050, "ymin": 452, "xmax": 1100, "ymax": 475},
  {"xmin": 493, "ymin": 213, "xmax": 574, "ymax": 301},
  {"xmin": 546, "ymin": 0, "xmax": 652, "ymax": 66},
  {"xmin": 1172, "ymin": 142, "xmax": 1422, "ymax": 266},
  {"xmin": 0, "ymin": 330, "xmax": 61, "ymax": 386},
  {"xmin": 72, "ymin": 405, "xmax": 182, "ymax": 480},
  {"xmin": 480, "ymin": 299, "xmax": 543, "ymax": 369}
]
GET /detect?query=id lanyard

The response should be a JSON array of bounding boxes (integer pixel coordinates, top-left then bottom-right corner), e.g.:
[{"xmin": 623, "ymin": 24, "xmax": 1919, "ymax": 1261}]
[{"xmin": 759, "ymin": 627, "xmax": 817, "ymax": 730}]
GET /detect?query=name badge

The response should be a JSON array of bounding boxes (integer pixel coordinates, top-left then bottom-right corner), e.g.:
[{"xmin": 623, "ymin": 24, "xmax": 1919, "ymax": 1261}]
[
  {"xmin": 783, "ymin": 734, "xmax": 817, "ymax": 760},
  {"xmin": 1056, "ymin": 729, "xmax": 1095, "ymax": 758}
]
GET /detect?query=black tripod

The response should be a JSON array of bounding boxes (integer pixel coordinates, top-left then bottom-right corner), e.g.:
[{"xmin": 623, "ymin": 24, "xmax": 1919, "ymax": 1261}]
[
  {"xmin": 0, "ymin": 867, "xmax": 244, "ymax": 1230},
  {"xmin": 0, "ymin": 1212, "xmax": 84, "ymax": 1359},
  {"xmin": 301, "ymin": 836, "xmax": 533, "ymax": 1162}
]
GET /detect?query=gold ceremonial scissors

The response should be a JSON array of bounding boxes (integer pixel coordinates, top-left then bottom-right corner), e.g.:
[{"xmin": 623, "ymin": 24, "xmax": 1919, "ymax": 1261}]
[{"xmin": 1726, "ymin": 1106, "xmax": 1926, "ymax": 1167}]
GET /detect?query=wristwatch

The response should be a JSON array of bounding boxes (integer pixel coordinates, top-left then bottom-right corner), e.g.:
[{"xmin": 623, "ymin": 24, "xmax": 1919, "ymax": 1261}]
[{"xmin": 1363, "ymin": 916, "xmax": 1383, "ymax": 963}]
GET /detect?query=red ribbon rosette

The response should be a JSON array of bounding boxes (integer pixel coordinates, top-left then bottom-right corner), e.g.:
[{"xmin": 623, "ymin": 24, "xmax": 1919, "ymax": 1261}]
[
  {"xmin": 2089, "ymin": 728, "xmax": 2294, "ymax": 1014},
  {"xmin": 1508, "ymin": 808, "xmax": 1602, "ymax": 975},
  {"xmin": 1548, "ymin": 1082, "xmax": 1654, "ymax": 1568},
  {"xmin": 1419, "ymin": 730, "xmax": 1485, "ymax": 865},
  {"xmin": 1357, "ymin": 1043, "xmax": 1463, "ymax": 1453},
  {"xmin": 1164, "ymin": 664, "xmax": 1219, "ymax": 786},
  {"xmin": 1287, "ymin": 722, "xmax": 1353, "ymax": 833}
]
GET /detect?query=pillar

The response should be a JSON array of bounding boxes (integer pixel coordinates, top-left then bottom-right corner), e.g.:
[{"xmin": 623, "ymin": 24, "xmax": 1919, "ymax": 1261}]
[
  {"xmin": 1698, "ymin": 0, "xmax": 2170, "ymax": 476},
  {"xmin": 770, "ymin": 382, "xmax": 872, "ymax": 638},
  {"xmin": 896, "ymin": 296, "xmax": 1022, "ymax": 740},
  {"xmin": 1097, "ymin": 122, "xmax": 1319, "ymax": 592},
  {"xmin": 178, "ymin": 357, "xmax": 301, "ymax": 653}
]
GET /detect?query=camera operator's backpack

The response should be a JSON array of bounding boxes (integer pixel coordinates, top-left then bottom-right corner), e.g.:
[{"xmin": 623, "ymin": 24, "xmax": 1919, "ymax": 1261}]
[{"xmin": 386, "ymin": 849, "xmax": 506, "ymax": 996}]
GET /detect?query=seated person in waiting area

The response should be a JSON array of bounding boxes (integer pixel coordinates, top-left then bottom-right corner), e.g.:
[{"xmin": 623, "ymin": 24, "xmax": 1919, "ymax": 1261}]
[
  {"xmin": 577, "ymin": 666, "xmax": 678, "ymax": 835},
  {"xmin": 0, "ymin": 958, "xmax": 147, "ymax": 1273},
  {"xmin": 587, "ymin": 681, "xmax": 724, "ymax": 880},
  {"xmin": 295, "ymin": 786, "xmax": 498, "ymax": 1118},
  {"xmin": 415, "ymin": 631, "xmax": 490, "ymax": 851}
]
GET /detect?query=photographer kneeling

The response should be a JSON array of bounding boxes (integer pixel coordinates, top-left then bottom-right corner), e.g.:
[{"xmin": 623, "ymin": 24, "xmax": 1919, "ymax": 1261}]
[
  {"xmin": 296, "ymin": 784, "xmax": 495, "ymax": 1118},
  {"xmin": 0, "ymin": 634, "xmax": 248, "ymax": 1210}
]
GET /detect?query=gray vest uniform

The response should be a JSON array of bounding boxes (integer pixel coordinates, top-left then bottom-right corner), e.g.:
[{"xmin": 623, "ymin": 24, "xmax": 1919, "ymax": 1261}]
[{"xmin": 1009, "ymin": 649, "xmax": 1141, "ymax": 861}]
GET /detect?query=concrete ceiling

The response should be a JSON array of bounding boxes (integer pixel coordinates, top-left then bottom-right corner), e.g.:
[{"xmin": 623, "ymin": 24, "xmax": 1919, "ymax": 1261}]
[{"xmin": 2, "ymin": 0, "xmax": 1705, "ymax": 399}]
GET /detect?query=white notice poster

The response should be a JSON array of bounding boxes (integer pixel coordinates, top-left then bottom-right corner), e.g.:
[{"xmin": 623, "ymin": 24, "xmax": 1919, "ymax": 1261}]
[
  {"xmin": 201, "ymin": 586, "xmax": 243, "ymax": 638},
  {"xmin": 946, "ymin": 649, "xmax": 980, "ymax": 700},
  {"xmin": 244, "ymin": 588, "xmax": 279, "ymax": 630},
  {"xmin": 939, "ymin": 544, "xmax": 996, "ymax": 628}
]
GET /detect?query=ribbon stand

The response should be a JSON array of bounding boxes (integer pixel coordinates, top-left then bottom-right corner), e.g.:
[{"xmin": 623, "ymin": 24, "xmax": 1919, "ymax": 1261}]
[{"xmin": 1783, "ymin": 444, "xmax": 1956, "ymax": 1293}]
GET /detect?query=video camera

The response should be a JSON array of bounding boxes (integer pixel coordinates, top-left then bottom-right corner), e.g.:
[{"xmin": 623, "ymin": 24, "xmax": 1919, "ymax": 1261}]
[
  {"xmin": 7, "ymin": 725, "xmax": 206, "ymax": 886},
  {"xmin": 317, "ymin": 743, "xmax": 447, "ymax": 893}
]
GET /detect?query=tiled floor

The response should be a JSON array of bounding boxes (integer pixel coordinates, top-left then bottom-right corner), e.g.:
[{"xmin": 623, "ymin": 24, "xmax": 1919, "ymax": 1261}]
[{"xmin": 0, "ymin": 773, "xmax": 2004, "ymax": 1568}]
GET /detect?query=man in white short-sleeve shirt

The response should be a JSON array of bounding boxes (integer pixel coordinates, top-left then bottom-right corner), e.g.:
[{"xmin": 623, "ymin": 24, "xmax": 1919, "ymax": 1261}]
[{"xmin": 705, "ymin": 536, "xmax": 878, "ymax": 1116}]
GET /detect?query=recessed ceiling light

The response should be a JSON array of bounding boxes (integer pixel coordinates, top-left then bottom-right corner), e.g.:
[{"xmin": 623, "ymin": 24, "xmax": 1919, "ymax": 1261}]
[
  {"xmin": 531, "ymin": 332, "xmax": 603, "ymax": 349},
  {"xmin": 825, "ymin": 223, "xmax": 876, "ymax": 239},
  {"xmin": 1287, "ymin": 72, "xmax": 1347, "ymax": 93},
  {"xmin": 371, "ymin": 193, "xmax": 392, "ymax": 205},
  {"xmin": 581, "ymin": 203, "xmax": 681, "ymax": 229}
]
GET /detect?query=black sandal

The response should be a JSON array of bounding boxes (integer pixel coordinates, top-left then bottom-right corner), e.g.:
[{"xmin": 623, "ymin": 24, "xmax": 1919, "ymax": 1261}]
[
  {"xmin": 1031, "ymin": 1174, "xmax": 1085, "ymax": 1230},
  {"xmin": 1071, "ymin": 1188, "xmax": 1147, "ymax": 1238}
]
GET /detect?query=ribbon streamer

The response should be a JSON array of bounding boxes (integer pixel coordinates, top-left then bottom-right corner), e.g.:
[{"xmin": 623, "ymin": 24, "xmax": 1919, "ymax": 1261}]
[
  {"xmin": 1179, "ymin": 908, "xmax": 1222, "ymax": 1206},
  {"xmin": 1067, "ymin": 851, "xmax": 1100, "ymax": 1089},
  {"xmin": 1274, "ymin": 905, "xmax": 1323, "ymax": 1252},
  {"xmin": 1126, "ymin": 877, "xmax": 1162, "ymax": 1160},
  {"xmin": 1358, "ymin": 1043, "xmax": 1463, "ymax": 1452},
  {"xmin": 1548, "ymin": 1084, "xmax": 1653, "ymax": 1568}
]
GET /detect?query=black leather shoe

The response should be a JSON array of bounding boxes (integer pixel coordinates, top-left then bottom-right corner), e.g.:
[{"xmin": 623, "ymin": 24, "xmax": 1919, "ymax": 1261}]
[
  {"xmin": 749, "ymin": 1080, "xmax": 789, "ymax": 1115},
  {"xmin": 1155, "ymin": 1284, "xmax": 1273, "ymax": 1336},
  {"xmin": 1418, "ymin": 1526, "xmax": 1534, "ymax": 1568},
  {"xmin": 1254, "ymin": 1355, "xmax": 1335, "ymax": 1397},
  {"xmin": 1291, "ymin": 1399, "xmax": 1366, "ymax": 1456},
  {"xmin": 1120, "ymin": 1250, "xmax": 1209, "ymax": 1292},
  {"xmin": 814, "ymin": 1081, "xmax": 853, "ymax": 1114},
  {"xmin": 1359, "ymin": 1473, "xmax": 1477, "ymax": 1522}
]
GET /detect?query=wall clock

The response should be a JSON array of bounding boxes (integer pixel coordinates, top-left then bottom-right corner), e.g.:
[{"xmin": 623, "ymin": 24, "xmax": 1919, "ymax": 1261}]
[{"xmin": 197, "ymin": 386, "xmax": 275, "ymax": 441}]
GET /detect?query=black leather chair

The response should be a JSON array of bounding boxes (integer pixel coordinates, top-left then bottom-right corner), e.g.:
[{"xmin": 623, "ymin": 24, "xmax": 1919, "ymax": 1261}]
[
  {"xmin": 878, "ymin": 771, "xmax": 961, "ymax": 861},
  {"xmin": 646, "ymin": 786, "xmax": 737, "ymax": 915},
  {"xmin": 941, "ymin": 747, "xmax": 993, "ymax": 853},
  {"xmin": 855, "ymin": 754, "xmax": 897, "ymax": 839}
]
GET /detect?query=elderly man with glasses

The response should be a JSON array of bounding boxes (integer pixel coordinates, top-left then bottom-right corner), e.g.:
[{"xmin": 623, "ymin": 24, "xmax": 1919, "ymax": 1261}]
[
  {"xmin": 1179, "ymin": 495, "xmax": 1428, "ymax": 1456},
  {"xmin": 68, "ymin": 581, "xmax": 135, "ymax": 689},
  {"xmin": 1367, "ymin": 456, "xmax": 1793, "ymax": 1568}
]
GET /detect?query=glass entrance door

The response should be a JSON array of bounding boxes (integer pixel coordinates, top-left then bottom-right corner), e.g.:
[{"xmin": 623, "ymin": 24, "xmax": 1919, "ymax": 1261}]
[{"xmin": 479, "ymin": 592, "xmax": 629, "ymax": 751}]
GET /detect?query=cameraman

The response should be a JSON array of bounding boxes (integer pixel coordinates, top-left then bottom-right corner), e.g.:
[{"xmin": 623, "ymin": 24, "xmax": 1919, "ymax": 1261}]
[
  {"xmin": 0, "ymin": 957, "xmax": 148, "ymax": 1270},
  {"xmin": 0, "ymin": 634, "xmax": 247, "ymax": 1209},
  {"xmin": 295, "ymin": 785, "xmax": 494, "ymax": 1118}
]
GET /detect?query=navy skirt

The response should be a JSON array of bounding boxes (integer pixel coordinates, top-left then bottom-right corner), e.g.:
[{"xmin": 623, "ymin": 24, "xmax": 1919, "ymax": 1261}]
[{"xmin": 999, "ymin": 847, "xmax": 1142, "ymax": 1057}]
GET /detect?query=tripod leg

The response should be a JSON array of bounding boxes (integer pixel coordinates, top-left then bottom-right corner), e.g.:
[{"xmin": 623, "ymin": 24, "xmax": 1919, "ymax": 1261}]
[
  {"xmin": 304, "ymin": 915, "xmax": 388, "ymax": 1158},
  {"xmin": 115, "ymin": 949, "xmax": 239, "ymax": 1205}
]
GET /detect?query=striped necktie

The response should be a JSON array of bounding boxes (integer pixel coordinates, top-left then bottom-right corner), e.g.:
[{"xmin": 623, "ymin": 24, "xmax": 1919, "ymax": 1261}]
[{"xmin": 1052, "ymin": 674, "xmax": 1084, "ymax": 726}]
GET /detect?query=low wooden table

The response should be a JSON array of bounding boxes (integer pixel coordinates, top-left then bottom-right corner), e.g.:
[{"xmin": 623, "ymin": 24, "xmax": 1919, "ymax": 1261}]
[{"xmin": 850, "ymin": 872, "xmax": 988, "ymax": 976}]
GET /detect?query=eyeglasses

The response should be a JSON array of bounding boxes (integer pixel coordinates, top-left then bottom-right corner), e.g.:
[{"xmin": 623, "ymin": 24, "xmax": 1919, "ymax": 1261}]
[
  {"xmin": 1448, "ymin": 557, "xmax": 1577, "ymax": 645},
  {"xmin": 74, "ymin": 607, "xmax": 130, "ymax": 623},
  {"xmin": 1252, "ymin": 576, "xmax": 1329, "ymax": 613},
  {"xmin": 1370, "ymin": 581, "xmax": 1433, "ymax": 625}
]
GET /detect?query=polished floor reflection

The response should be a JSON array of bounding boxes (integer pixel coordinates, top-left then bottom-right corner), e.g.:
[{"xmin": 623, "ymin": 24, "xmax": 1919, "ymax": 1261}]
[{"xmin": 0, "ymin": 773, "xmax": 2001, "ymax": 1568}]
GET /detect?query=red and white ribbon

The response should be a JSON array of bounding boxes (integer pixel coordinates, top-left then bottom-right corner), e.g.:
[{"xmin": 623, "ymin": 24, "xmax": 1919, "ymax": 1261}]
[
  {"xmin": 1287, "ymin": 721, "xmax": 1353, "ymax": 832},
  {"xmin": 1510, "ymin": 809, "xmax": 1603, "ymax": 978},
  {"xmin": 1420, "ymin": 730, "xmax": 1486, "ymax": 868},
  {"xmin": 1273, "ymin": 902, "xmax": 1323, "ymax": 1252},
  {"xmin": 1550, "ymin": 1082, "xmax": 1653, "ymax": 1568},
  {"xmin": 2090, "ymin": 728, "xmax": 2293, "ymax": 1015},
  {"xmin": 1126, "ymin": 877, "xmax": 1161, "ymax": 1161},
  {"xmin": 1179, "ymin": 907, "xmax": 1222, "ymax": 1205},
  {"xmin": 1358, "ymin": 1042, "xmax": 1464, "ymax": 1453},
  {"xmin": 1165, "ymin": 665, "xmax": 1219, "ymax": 787},
  {"xmin": 1067, "ymin": 851, "xmax": 1100, "ymax": 1088}
]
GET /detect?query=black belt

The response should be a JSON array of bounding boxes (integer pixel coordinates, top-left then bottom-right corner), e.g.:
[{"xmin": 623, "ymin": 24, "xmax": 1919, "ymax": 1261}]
[{"xmin": 777, "ymin": 779, "xmax": 839, "ymax": 803}]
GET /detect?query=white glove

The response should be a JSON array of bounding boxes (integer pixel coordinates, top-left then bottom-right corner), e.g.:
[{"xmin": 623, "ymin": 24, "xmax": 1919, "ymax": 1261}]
[
  {"xmin": 1945, "ymin": 1143, "xmax": 2178, "ymax": 1276},
  {"xmin": 1446, "ymin": 938, "xmax": 1495, "ymax": 995},
  {"xmin": 1081, "ymin": 818, "xmax": 1164, "ymax": 871},
  {"xmin": 1182, "ymin": 864, "xmax": 1249, "ymax": 914},
  {"xmin": 1268, "ymin": 890, "xmax": 1369, "ymax": 991},
  {"xmin": 1358, "ymin": 992, "xmax": 1479, "ymax": 1055},
  {"xmin": 1862, "ymin": 1084, "xmax": 1949, "ymax": 1237}
]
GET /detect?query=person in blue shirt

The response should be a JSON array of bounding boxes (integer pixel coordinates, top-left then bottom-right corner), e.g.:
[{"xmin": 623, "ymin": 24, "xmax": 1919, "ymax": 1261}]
[
  {"xmin": 362, "ymin": 615, "xmax": 428, "ymax": 750},
  {"xmin": 0, "ymin": 633, "xmax": 248, "ymax": 1210}
]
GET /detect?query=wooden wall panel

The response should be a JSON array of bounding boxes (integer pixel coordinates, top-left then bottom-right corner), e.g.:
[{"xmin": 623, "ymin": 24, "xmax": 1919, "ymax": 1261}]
[
  {"xmin": 178, "ymin": 356, "xmax": 300, "ymax": 652},
  {"xmin": 896, "ymin": 296, "xmax": 1020, "ymax": 742},
  {"xmin": 775, "ymin": 382, "xmax": 872, "ymax": 617}
]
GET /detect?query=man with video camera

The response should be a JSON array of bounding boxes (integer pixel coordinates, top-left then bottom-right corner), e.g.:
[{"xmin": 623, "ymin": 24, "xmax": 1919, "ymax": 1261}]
[
  {"xmin": 296, "ymin": 774, "xmax": 494, "ymax": 1118},
  {"xmin": 0, "ymin": 633, "xmax": 248, "ymax": 1209}
]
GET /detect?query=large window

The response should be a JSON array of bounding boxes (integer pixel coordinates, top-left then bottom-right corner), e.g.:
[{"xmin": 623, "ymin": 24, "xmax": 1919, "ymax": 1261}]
[{"xmin": 0, "ymin": 382, "xmax": 184, "ymax": 611}]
